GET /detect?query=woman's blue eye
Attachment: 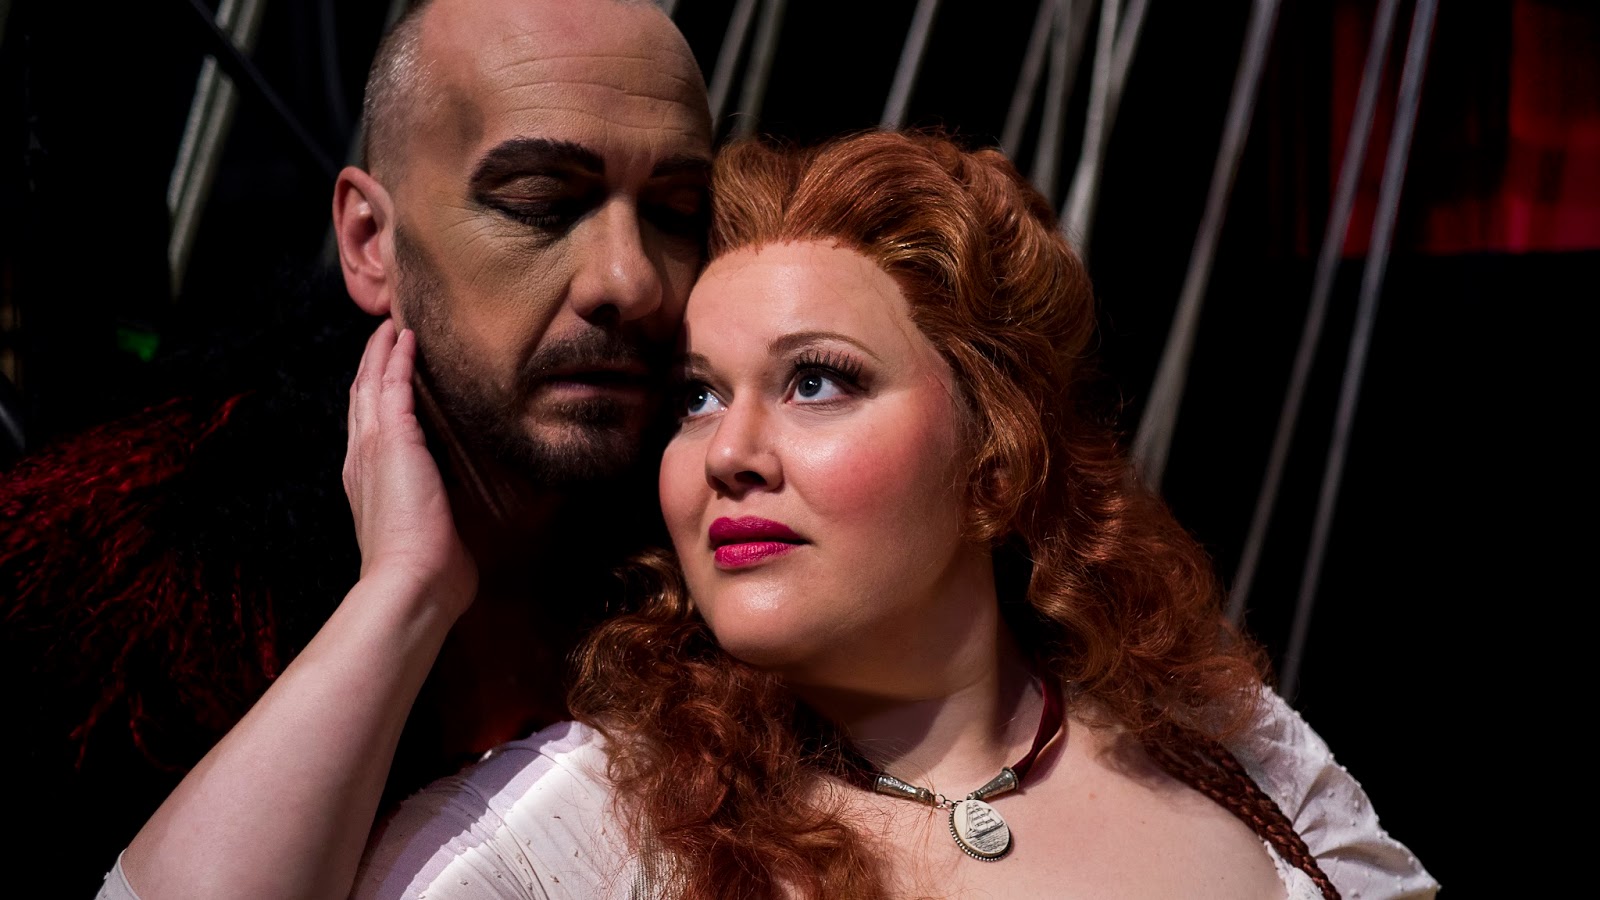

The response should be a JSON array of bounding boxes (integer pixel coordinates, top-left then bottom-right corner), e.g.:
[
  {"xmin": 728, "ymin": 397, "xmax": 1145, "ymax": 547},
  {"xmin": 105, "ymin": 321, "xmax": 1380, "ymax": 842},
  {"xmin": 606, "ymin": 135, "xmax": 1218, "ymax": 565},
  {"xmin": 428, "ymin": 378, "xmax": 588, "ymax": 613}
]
[
  {"xmin": 793, "ymin": 370, "xmax": 846, "ymax": 402},
  {"xmin": 683, "ymin": 384, "xmax": 724, "ymax": 417}
]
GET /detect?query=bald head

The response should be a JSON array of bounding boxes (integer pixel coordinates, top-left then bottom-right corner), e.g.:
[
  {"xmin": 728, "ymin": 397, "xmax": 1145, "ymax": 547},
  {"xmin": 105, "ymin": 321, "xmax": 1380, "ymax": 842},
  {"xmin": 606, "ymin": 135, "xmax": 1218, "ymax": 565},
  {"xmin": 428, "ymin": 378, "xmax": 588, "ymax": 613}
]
[
  {"xmin": 360, "ymin": 0, "xmax": 707, "ymax": 182},
  {"xmin": 333, "ymin": 0, "xmax": 713, "ymax": 491},
  {"xmin": 359, "ymin": 0, "xmax": 433, "ymax": 180}
]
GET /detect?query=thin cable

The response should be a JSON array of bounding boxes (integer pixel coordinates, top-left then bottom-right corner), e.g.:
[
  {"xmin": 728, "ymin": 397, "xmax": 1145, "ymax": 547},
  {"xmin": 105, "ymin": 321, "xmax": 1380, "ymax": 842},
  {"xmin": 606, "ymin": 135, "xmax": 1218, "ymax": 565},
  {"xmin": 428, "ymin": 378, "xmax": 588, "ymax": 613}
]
[
  {"xmin": 167, "ymin": 0, "xmax": 268, "ymax": 298},
  {"xmin": 1031, "ymin": 0, "xmax": 1094, "ymax": 202},
  {"xmin": 177, "ymin": 0, "xmax": 337, "ymax": 180},
  {"xmin": 881, "ymin": 0, "xmax": 942, "ymax": 129},
  {"xmin": 1059, "ymin": 0, "xmax": 1149, "ymax": 247},
  {"xmin": 731, "ymin": 0, "xmax": 786, "ymax": 139},
  {"xmin": 1058, "ymin": 0, "xmax": 1118, "ymax": 238},
  {"xmin": 1029, "ymin": 1, "xmax": 1076, "ymax": 199},
  {"xmin": 1002, "ymin": 0, "xmax": 1059, "ymax": 160},
  {"xmin": 708, "ymin": 0, "xmax": 760, "ymax": 133},
  {"xmin": 1278, "ymin": 0, "xmax": 1437, "ymax": 701},
  {"xmin": 1130, "ymin": 0, "xmax": 1282, "ymax": 492},
  {"xmin": 1227, "ymin": 0, "xmax": 1402, "ymax": 625}
]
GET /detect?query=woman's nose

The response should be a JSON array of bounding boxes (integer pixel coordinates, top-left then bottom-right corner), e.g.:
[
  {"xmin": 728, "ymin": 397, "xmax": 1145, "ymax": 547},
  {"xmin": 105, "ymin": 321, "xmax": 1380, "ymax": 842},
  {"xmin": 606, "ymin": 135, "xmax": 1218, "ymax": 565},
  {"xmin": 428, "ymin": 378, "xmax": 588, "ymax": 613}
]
[{"xmin": 704, "ymin": 402, "xmax": 782, "ymax": 497}]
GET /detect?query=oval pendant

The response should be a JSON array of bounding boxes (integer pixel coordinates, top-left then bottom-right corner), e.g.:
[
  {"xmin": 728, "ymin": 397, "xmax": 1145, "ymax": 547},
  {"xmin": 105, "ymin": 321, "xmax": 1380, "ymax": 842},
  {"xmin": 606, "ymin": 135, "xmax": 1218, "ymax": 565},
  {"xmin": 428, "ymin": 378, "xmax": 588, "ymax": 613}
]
[{"xmin": 949, "ymin": 798, "xmax": 1012, "ymax": 860}]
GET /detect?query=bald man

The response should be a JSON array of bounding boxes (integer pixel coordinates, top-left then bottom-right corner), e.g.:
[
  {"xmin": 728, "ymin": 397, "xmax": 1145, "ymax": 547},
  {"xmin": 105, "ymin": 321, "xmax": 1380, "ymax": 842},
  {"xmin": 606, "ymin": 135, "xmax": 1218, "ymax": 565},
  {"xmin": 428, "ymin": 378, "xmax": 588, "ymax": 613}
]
[
  {"xmin": 0, "ymin": 1, "xmax": 708, "ymax": 895},
  {"xmin": 327, "ymin": 0, "xmax": 710, "ymax": 758}
]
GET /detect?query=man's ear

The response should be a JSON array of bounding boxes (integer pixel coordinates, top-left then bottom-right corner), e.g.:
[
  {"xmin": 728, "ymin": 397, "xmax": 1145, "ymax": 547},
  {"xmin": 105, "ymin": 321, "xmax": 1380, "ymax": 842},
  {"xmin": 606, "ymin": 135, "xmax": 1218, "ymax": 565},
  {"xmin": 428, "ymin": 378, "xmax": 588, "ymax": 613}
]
[{"xmin": 332, "ymin": 166, "xmax": 396, "ymax": 317}]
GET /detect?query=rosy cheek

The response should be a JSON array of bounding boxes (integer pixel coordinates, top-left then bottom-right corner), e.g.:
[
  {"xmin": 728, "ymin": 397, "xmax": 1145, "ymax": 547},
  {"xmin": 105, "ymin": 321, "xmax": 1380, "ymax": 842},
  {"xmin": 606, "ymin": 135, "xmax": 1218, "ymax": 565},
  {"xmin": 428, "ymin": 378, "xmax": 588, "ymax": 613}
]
[{"xmin": 789, "ymin": 406, "xmax": 959, "ymax": 530}]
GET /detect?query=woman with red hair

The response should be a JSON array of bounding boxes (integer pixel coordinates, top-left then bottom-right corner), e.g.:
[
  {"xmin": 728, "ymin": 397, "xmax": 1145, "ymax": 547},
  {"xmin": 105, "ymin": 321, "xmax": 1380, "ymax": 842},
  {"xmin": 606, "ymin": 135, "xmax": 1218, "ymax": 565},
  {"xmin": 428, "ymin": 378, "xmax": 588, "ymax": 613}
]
[
  {"xmin": 351, "ymin": 131, "xmax": 1434, "ymax": 899},
  {"xmin": 103, "ymin": 131, "xmax": 1436, "ymax": 900}
]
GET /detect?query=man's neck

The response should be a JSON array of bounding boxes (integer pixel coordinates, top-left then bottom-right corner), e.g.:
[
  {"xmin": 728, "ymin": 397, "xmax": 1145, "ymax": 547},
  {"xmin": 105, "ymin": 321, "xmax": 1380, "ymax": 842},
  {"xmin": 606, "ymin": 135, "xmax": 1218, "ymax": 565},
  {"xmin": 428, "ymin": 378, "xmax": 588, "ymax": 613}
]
[
  {"xmin": 403, "ymin": 374, "xmax": 661, "ymax": 758},
  {"xmin": 427, "ymin": 570, "xmax": 579, "ymax": 754}
]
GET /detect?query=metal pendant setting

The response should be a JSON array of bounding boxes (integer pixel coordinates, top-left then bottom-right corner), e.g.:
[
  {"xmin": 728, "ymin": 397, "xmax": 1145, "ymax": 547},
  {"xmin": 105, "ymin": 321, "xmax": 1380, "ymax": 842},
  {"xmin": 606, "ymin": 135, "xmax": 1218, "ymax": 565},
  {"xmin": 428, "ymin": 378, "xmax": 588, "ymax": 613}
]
[
  {"xmin": 949, "ymin": 798, "xmax": 1013, "ymax": 860},
  {"xmin": 853, "ymin": 678, "xmax": 1065, "ymax": 864}
]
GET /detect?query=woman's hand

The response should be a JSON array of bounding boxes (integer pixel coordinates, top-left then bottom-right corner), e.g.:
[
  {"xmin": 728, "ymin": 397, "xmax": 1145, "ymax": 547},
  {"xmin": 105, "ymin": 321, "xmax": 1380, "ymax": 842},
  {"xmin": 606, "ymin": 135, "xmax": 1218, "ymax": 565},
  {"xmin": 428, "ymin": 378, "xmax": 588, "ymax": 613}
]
[{"xmin": 344, "ymin": 319, "xmax": 477, "ymax": 617}]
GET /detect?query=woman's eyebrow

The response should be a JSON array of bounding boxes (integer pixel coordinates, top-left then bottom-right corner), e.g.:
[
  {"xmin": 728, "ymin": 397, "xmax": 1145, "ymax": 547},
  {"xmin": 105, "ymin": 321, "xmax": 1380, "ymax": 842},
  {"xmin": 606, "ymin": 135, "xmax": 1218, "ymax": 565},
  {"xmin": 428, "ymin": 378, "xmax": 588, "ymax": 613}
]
[
  {"xmin": 768, "ymin": 330, "xmax": 882, "ymax": 361},
  {"xmin": 674, "ymin": 331, "xmax": 882, "ymax": 374}
]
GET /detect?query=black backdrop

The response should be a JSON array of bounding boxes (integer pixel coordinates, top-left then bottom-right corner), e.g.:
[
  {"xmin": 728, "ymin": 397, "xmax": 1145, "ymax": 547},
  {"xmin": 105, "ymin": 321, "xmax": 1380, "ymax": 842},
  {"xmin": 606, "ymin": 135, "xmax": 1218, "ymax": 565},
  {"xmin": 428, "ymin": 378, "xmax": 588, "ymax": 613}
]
[{"xmin": 5, "ymin": 0, "xmax": 1593, "ymax": 893}]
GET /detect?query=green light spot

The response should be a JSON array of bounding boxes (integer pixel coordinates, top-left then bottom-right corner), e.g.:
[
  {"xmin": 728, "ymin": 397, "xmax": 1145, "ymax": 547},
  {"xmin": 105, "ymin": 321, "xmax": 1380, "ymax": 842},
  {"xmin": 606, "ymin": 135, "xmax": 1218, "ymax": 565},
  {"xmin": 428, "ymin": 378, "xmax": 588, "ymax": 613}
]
[{"xmin": 116, "ymin": 327, "xmax": 160, "ymax": 363}]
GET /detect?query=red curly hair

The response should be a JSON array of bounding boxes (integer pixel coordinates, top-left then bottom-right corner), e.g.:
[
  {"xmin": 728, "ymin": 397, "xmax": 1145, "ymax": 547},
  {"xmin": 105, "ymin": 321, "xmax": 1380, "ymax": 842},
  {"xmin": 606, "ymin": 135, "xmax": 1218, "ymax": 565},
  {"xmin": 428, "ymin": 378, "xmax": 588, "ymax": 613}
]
[{"xmin": 570, "ymin": 131, "xmax": 1334, "ymax": 899}]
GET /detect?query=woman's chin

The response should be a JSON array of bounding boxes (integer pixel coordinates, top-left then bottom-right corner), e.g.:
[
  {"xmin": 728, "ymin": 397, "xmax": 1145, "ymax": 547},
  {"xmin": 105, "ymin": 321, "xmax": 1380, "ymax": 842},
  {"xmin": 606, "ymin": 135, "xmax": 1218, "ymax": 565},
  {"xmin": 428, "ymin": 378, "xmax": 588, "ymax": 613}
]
[{"xmin": 707, "ymin": 621, "xmax": 829, "ymax": 675}]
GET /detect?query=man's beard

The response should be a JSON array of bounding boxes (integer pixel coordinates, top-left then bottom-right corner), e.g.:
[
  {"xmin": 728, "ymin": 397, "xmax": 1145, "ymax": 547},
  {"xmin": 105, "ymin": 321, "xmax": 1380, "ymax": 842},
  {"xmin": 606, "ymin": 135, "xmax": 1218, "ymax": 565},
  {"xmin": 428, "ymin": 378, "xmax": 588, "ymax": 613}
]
[{"xmin": 393, "ymin": 228, "xmax": 667, "ymax": 488}]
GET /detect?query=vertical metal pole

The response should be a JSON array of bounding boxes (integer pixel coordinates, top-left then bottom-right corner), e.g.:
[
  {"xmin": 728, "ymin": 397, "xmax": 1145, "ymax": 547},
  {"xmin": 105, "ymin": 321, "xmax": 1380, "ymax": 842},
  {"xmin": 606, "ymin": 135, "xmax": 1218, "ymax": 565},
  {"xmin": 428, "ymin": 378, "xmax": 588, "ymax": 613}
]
[
  {"xmin": 1059, "ymin": 0, "xmax": 1150, "ymax": 248},
  {"xmin": 1279, "ymin": 0, "xmax": 1437, "ymax": 701},
  {"xmin": 731, "ymin": 0, "xmax": 787, "ymax": 139},
  {"xmin": 1130, "ymin": 0, "xmax": 1283, "ymax": 492},
  {"xmin": 1101, "ymin": 0, "xmax": 1149, "ymax": 134},
  {"xmin": 708, "ymin": 0, "xmax": 761, "ymax": 133},
  {"xmin": 1058, "ymin": 0, "xmax": 1118, "ymax": 236},
  {"xmin": 1030, "ymin": 0, "xmax": 1087, "ymax": 201},
  {"xmin": 880, "ymin": 0, "xmax": 942, "ymax": 129},
  {"xmin": 1002, "ymin": 0, "xmax": 1060, "ymax": 160},
  {"xmin": 1033, "ymin": 0, "xmax": 1095, "ymax": 208},
  {"xmin": 167, "ymin": 0, "xmax": 269, "ymax": 298},
  {"xmin": 1228, "ymin": 0, "xmax": 1403, "ymax": 626}
]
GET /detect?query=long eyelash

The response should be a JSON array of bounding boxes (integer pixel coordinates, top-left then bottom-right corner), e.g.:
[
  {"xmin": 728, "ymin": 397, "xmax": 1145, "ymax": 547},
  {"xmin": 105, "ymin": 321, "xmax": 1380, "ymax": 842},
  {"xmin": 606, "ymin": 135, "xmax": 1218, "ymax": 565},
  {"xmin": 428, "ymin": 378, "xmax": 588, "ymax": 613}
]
[{"xmin": 790, "ymin": 350, "xmax": 865, "ymax": 388}]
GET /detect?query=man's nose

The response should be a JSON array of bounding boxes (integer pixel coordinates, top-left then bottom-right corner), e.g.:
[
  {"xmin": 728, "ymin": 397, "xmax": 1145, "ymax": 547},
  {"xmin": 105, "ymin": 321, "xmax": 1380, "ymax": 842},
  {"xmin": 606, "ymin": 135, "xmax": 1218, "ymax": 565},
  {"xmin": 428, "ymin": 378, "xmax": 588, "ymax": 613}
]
[
  {"xmin": 704, "ymin": 402, "xmax": 782, "ymax": 498},
  {"xmin": 568, "ymin": 197, "xmax": 666, "ymax": 326}
]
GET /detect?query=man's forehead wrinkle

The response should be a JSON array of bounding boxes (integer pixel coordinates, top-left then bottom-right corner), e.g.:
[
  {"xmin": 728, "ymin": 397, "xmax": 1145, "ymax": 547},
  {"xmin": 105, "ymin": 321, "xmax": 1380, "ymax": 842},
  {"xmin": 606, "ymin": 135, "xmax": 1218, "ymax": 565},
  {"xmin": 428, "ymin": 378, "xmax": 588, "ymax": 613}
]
[
  {"xmin": 492, "ymin": 98, "xmax": 706, "ymax": 134},
  {"xmin": 502, "ymin": 51, "xmax": 702, "ymax": 87},
  {"xmin": 470, "ymin": 8, "xmax": 702, "ymax": 86},
  {"xmin": 481, "ymin": 66, "xmax": 707, "ymax": 112},
  {"xmin": 495, "ymin": 9, "xmax": 693, "ymax": 56},
  {"xmin": 486, "ymin": 101, "xmax": 707, "ymax": 148}
]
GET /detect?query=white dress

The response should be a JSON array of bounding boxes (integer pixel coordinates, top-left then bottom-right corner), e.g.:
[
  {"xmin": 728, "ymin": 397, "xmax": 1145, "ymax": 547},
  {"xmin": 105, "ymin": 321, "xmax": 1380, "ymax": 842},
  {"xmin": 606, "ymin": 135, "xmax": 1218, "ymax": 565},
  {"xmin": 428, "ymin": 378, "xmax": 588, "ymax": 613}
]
[
  {"xmin": 96, "ymin": 691, "xmax": 1439, "ymax": 900},
  {"xmin": 347, "ymin": 692, "xmax": 1439, "ymax": 900}
]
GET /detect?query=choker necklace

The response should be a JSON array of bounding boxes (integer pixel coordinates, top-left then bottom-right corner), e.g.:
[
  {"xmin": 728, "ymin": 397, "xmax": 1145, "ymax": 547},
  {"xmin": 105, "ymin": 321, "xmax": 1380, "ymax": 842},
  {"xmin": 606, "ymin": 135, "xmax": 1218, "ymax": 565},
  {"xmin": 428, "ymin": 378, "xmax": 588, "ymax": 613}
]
[{"xmin": 840, "ymin": 678, "xmax": 1065, "ymax": 861}]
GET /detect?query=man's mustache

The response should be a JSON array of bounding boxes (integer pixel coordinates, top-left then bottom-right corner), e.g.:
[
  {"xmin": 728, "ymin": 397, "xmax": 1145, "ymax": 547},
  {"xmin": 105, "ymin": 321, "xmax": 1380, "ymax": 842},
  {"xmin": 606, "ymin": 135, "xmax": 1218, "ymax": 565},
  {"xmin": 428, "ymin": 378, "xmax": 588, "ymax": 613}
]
[{"xmin": 515, "ymin": 329, "xmax": 670, "ymax": 394}]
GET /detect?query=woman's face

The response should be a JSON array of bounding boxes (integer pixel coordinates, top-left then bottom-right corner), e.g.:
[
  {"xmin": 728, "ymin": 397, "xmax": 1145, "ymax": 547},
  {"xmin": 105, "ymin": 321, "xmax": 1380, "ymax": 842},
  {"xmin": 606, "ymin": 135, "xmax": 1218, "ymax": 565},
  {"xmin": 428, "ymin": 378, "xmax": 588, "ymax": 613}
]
[{"xmin": 660, "ymin": 240, "xmax": 993, "ymax": 688}]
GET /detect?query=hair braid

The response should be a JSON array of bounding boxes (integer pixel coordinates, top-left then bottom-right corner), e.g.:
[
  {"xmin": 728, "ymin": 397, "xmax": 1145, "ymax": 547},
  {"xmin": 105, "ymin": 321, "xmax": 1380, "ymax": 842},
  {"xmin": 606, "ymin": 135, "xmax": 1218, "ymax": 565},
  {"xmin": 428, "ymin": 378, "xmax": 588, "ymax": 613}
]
[{"xmin": 1143, "ymin": 724, "xmax": 1341, "ymax": 900}]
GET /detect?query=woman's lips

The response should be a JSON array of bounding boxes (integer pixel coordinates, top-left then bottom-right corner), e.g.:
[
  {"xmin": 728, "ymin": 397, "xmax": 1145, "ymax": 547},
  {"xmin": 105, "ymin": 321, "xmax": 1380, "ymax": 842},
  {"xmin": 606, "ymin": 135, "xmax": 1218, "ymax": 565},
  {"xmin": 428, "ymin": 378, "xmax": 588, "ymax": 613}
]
[
  {"xmin": 713, "ymin": 541, "xmax": 799, "ymax": 567},
  {"xmin": 709, "ymin": 516, "xmax": 805, "ymax": 569}
]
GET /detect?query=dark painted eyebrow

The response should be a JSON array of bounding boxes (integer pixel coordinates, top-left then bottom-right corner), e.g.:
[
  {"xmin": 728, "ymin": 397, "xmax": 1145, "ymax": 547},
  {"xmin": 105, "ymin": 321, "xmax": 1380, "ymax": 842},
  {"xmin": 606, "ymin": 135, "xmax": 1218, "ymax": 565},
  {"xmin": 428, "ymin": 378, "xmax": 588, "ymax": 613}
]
[
  {"xmin": 470, "ymin": 140, "xmax": 711, "ymax": 189},
  {"xmin": 469, "ymin": 138, "xmax": 604, "ymax": 187}
]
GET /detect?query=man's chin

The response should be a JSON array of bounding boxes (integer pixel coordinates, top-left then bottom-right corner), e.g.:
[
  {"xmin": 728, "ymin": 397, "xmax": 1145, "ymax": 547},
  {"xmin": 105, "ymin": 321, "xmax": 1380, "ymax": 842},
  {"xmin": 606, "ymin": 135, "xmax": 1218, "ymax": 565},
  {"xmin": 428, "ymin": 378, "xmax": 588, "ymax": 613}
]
[{"xmin": 495, "ymin": 417, "xmax": 646, "ymax": 487}]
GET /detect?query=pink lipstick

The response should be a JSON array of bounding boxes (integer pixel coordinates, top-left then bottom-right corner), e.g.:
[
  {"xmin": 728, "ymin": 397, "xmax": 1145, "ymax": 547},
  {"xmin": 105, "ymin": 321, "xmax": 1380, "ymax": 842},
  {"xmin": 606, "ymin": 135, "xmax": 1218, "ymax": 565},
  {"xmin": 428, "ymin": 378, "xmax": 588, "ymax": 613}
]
[{"xmin": 709, "ymin": 516, "xmax": 805, "ymax": 569}]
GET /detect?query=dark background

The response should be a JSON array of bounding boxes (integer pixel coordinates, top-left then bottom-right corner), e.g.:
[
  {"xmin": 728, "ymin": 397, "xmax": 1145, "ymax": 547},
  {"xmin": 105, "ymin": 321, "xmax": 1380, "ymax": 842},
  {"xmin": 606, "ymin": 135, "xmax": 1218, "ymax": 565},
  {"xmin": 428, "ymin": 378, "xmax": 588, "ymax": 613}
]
[{"xmin": 4, "ymin": 0, "xmax": 1594, "ymax": 893}]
